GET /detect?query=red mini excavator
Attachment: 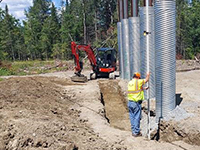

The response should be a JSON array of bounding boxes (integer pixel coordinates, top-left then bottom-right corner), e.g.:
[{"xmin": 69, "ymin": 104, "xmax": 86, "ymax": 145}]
[{"xmin": 71, "ymin": 41, "xmax": 117, "ymax": 82}]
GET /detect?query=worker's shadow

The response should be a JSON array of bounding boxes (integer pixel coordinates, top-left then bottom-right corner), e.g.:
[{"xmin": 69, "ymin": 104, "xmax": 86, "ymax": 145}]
[{"xmin": 176, "ymin": 93, "xmax": 183, "ymax": 106}]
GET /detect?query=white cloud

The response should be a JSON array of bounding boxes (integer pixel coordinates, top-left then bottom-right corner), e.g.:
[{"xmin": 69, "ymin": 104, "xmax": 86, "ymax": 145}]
[{"xmin": 0, "ymin": 0, "xmax": 33, "ymax": 20}]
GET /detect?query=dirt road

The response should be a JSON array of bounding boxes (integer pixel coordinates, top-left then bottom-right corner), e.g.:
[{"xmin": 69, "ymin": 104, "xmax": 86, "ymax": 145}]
[{"xmin": 0, "ymin": 70, "xmax": 200, "ymax": 150}]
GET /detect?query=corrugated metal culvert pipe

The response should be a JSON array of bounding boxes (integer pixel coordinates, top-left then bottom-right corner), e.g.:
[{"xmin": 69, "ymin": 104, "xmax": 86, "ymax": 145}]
[
  {"xmin": 121, "ymin": 19, "xmax": 130, "ymax": 80},
  {"xmin": 117, "ymin": 0, "xmax": 124, "ymax": 78},
  {"xmin": 154, "ymin": 0, "xmax": 176, "ymax": 121},
  {"xmin": 117, "ymin": 22, "xmax": 124, "ymax": 79},
  {"xmin": 139, "ymin": 6, "xmax": 155, "ymax": 99},
  {"xmin": 129, "ymin": 0, "xmax": 140, "ymax": 77},
  {"xmin": 129, "ymin": 17, "xmax": 140, "ymax": 77}
]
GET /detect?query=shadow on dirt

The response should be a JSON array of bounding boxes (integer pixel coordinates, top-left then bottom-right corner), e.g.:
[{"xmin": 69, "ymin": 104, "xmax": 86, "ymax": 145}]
[{"xmin": 176, "ymin": 93, "xmax": 183, "ymax": 106}]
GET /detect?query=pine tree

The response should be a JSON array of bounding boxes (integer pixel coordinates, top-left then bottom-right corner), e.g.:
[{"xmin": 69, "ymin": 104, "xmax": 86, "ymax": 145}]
[
  {"xmin": 24, "ymin": 0, "xmax": 51, "ymax": 59},
  {"xmin": 41, "ymin": 2, "xmax": 60, "ymax": 60},
  {"xmin": 59, "ymin": 0, "xmax": 83, "ymax": 59},
  {"xmin": 49, "ymin": 3, "xmax": 60, "ymax": 45},
  {"xmin": 99, "ymin": 0, "xmax": 117, "ymax": 30},
  {"xmin": 0, "ymin": 8, "xmax": 5, "ymax": 60},
  {"xmin": 176, "ymin": 0, "xmax": 187, "ymax": 58},
  {"xmin": 1, "ymin": 5, "xmax": 16, "ymax": 60}
]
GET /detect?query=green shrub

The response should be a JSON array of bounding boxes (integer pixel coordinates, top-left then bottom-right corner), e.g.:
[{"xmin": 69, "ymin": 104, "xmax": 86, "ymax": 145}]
[
  {"xmin": 0, "ymin": 60, "xmax": 70, "ymax": 76},
  {"xmin": 0, "ymin": 68, "xmax": 12, "ymax": 76},
  {"xmin": 185, "ymin": 48, "xmax": 194, "ymax": 59}
]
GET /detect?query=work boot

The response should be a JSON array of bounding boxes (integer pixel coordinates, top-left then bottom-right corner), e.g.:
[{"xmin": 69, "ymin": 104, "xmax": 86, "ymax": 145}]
[{"xmin": 132, "ymin": 132, "xmax": 142, "ymax": 137}]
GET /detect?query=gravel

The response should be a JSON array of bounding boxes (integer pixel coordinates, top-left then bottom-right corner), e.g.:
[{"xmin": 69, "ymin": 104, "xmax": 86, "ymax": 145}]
[{"xmin": 163, "ymin": 105, "xmax": 194, "ymax": 121}]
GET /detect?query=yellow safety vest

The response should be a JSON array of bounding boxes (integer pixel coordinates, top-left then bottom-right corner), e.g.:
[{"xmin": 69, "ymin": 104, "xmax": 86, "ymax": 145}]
[{"xmin": 127, "ymin": 79, "xmax": 145, "ymax": 102}]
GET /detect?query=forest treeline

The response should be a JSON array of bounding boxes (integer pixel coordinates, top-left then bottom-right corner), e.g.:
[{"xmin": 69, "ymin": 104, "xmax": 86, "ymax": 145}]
[
  {"xmin": 0, "ymin": 0, "xmax": 117, "ymax": 61},
  {"xmin": 0, "ymin": 0, "xmax": 200, "ymax": 61}
]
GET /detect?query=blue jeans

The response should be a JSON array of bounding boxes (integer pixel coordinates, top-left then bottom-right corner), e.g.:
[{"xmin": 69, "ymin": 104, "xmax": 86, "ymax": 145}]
[{"xmin": 128, "ymin": 100, "xmax": 142, "ymax": 135}]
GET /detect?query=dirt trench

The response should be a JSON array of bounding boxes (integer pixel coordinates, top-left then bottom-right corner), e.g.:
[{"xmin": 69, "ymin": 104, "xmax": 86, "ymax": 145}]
[{"xmin": 98, "ymin": 80, "xmax": 131, "ymax": 131}]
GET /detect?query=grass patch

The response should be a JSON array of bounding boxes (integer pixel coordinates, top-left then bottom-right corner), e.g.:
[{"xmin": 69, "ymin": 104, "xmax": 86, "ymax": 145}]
[
  {"xmin": 0, "ymin": 78, "xmax": 4, "ymax": 81},
  {"xmin": 0, "ymin": 60, "xmax": 73, "ymax": 76}
]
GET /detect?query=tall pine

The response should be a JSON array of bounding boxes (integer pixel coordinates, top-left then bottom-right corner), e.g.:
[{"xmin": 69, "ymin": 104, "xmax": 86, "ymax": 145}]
[{"xmin": 24, "ymin": 0, "xmax": 51, "ymax": 59}]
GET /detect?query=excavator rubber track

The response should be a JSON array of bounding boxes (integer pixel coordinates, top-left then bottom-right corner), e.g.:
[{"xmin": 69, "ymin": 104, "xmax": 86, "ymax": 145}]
[{"xmin": 71, "ymin": 75, "xmax": 88, "ymax": 82}]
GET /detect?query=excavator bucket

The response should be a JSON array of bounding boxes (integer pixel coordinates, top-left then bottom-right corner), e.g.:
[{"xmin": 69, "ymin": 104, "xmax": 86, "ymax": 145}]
[{"xmin": 71, "ymin": 75, "xmax": 88, "ymax": 83}]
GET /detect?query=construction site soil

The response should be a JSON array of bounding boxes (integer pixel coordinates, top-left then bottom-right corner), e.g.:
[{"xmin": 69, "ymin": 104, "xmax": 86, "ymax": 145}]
[{"xmin": 1, "ymin": 62, "xmax": 200, "ymax": 150}]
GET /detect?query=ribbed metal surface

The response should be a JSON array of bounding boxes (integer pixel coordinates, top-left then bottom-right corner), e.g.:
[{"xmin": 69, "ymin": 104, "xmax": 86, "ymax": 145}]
[
  {"xmin": 154, "ymin": 0, "xmax": 176, "ymax": 121},
  {"xmin": 123, "ymin": 0, "xmax": 128, "ymax": 19},
  {"xmin": 139, "ymin": 6, "xmax": 155, "ymax": 99},
  {"xmin": 117, "ymin": 22, "xmax": 124, "ymax": 78},
  {"xmin": 131, "ymin": 0, "xmax": 138, "ymax": 17},
  {"xmin": 119, "ymin": 0, "xmax": 123, "ymax": 21},
  {"xmin": 129, "ymin": 17, "xmax": 140, "ymax": 77},
  {"xmin": 121, "ymin": 19, "xmax": 130, "ymax": 80}
]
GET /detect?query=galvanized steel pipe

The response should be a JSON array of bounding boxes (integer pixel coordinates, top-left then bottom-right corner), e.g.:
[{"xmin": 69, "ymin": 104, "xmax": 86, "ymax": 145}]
[
  {"xmin": 129, "ymin": 17, "xmax": 140, "ymax": 77},
  {"xmin": 144, "ymin": 0, "xmax": 153, "ymax": 6},
  {"xmin": 118, "ymin": 0, "xmax": 124, "ymax": 21},
  {"xmin": 123, "ymin": 0, "xmax": 128, "ymax": 19},
  {"xmin": 154, "ymin": 0, "xmax": 176, "ymax": 121},
  {"xmin": 139, "ymin": 6, "xmax": 155, "ymax": 99},
  {"xmin": 117, "ymin": 22, "xmax": 124, "ymax": 78},
  {"xmin": 121, "ymin": 19, "xmax": 130, "ymax": 80},
  {"xmin": 131, "ymin": 0, "xmax": 138, "ymax": 17}
]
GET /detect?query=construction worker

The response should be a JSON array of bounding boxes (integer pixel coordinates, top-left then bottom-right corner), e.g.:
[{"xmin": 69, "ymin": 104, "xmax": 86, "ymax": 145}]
[{"xmin": 127, "ymin": 72, "xmax": 150, "ymax": 137}]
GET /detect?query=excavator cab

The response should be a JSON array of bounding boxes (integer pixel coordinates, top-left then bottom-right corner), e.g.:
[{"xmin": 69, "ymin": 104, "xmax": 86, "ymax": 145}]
[{"xmin": 95, "ymin": 48, "xmax": 117, "ymax": 78}]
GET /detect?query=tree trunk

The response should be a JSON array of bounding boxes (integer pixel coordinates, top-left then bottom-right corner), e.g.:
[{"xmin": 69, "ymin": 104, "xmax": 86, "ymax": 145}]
[
  {"xmin": 11, "ymin": 46, "xmax": 15, "ymax": 61},
  {"xmin": 95, "ymin": 10, "xmax": 98, "ymax": 41},
  {"xmin": 83, "ymin": 0, "xmax": 87, "ymax": 44},
  {"xmin": 18, "ymin": 49, "xmax": 20, "ymax": 60},
  {"xmin": 46, "ymin": 48, "xmax": 48, "ymax": 61}
]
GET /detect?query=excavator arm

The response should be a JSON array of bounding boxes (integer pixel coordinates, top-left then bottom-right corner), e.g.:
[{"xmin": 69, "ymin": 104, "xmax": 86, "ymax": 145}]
[{"xmin": 71, "ymin": 41, "xmax": 97, "ymax": 82}]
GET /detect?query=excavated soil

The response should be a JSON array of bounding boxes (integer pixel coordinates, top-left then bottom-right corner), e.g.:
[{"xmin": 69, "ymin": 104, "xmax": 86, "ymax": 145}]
[
  {"xmin": 98, "ymin": 80, "xmax": 130, "ymax": 131},
  {"xmin": 0, "ymin": 77, "xmax": 112, "ymax": 149},
  {"xmin": 0, "ymin": 70, "xmax": 200, "ymax": 150}
]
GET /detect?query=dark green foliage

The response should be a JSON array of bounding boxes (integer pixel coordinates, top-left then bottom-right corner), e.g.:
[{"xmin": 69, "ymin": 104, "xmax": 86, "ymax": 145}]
[
  {"xmin": 0, "ymin": 6, "xmax": 25, "ymax": 61},
  {"xmin": 41, "ymin": 2, "xmax": 60, "ymax": 60},
  {"xmin": 24, "ymin": 0, "xmax": 51, "ymax": 60},
  {"xmin": 0, "ymin": 0, "xmax": 118, "ymax": 61},
  {"xmin": 176, "ymin": 0, "xmax": 200, "ymax": 59},
  {"xmin": 1, "ymin": 0, "xmax": 199, "ymax": 61}
]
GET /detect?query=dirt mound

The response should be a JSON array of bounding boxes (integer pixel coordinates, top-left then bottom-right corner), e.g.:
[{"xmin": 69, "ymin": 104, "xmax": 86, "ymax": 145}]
[
  {"xmin": 0, "ymin": 77, "xmax": 111, "ymax": 149},
  {"xmin": 157, "ymin": 120, "xmax": 200, "ymax": 146}
]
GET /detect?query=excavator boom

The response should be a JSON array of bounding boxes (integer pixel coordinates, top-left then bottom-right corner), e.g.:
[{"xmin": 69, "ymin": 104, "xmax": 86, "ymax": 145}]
[{"xmin": 71, "ymin": 41, "xmax": 97, "ymax": 82}]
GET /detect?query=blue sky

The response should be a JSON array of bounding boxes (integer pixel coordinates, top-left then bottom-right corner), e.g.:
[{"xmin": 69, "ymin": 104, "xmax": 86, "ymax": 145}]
[{"xmin": 0, "ymin": 0, "xmax": 61, "ymax": 20}]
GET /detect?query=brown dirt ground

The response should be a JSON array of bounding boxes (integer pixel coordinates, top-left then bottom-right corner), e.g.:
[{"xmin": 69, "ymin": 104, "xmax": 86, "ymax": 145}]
[
  {"xmin": 0, "ymin": 67, "xmax": 200, "ymax": 150},
  {"xmin": 0, "ymin": 77, "xmax": 111, "ymax": 149}
]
